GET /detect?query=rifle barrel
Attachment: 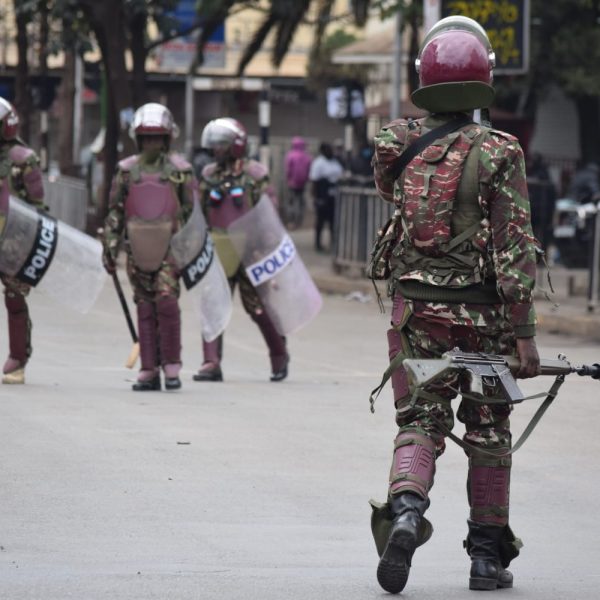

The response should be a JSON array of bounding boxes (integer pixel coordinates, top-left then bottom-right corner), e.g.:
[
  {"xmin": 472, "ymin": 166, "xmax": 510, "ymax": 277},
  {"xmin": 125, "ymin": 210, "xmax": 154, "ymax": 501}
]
[{"xmin": 503, "ymin": 356, "xmax": 575, "ymax": 376}]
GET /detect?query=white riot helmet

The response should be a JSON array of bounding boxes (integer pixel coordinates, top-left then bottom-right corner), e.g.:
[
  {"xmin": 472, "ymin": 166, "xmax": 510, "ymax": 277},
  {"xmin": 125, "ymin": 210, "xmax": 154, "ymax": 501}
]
[
  {"xmin": 129, "ymin": 103, "xmax": 179, "ymax": 147},
  {"xmin": 200, "ymin": 117, "xmax": 247, "ymax": 159}
]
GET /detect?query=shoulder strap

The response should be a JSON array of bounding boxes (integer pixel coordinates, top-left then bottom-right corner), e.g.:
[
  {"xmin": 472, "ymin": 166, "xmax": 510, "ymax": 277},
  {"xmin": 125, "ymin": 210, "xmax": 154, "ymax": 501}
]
[{"xmin": 390, "ymin": 115, "xmax": 473, "ymax": 182}]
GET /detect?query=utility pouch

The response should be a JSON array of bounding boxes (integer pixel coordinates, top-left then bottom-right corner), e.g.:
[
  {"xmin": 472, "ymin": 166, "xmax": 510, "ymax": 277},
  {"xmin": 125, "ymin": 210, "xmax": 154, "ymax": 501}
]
[{"xmin": 367, "ymin": 209, "xmax": 401, "ymax": 281}]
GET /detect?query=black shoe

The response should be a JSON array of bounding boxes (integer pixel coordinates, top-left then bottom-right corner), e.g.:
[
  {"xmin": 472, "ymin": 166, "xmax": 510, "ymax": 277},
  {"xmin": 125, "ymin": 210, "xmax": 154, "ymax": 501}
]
[
  {"xmin": 470, "ymin": 559, "xmax": 513, "ymax": 590},
  {"xmin": 377, "ymin": 517, "xmax": 418, "ymax": 594},
  {"xmin": 192, "ymin": 364, "xmax": 223, "ymax": 382},
  {"xmin": 270, "ymin": 358, "xmax": 289, "ymax": 382},
  {"xmin": 165, "ymin": 376, "xmax": 181, "ymax": 390},
  {"xmin": 132, "ymin": 375, "xmax": 161, "ymax": 391},
  {"xmin": 466, "ymin": 520, "xmax": 515, "ymax": 590}
]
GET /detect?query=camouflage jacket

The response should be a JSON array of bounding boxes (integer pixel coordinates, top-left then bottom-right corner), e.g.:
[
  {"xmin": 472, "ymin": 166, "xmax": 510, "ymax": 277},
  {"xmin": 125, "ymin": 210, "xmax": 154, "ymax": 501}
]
[
  {"xmin": 373, "ymin": 114, "xmax": 537, "ymax": 337},
  {"xmin": 103, "ymin": 151, "xmax": 196, "ymax": 259},
  {"xmin": 0, "ymin": 141, "xmax": 44, "ymax": 207},
  {"xmin": 199, "ymin": 158, "xmax": 276, "ymax": 228}
]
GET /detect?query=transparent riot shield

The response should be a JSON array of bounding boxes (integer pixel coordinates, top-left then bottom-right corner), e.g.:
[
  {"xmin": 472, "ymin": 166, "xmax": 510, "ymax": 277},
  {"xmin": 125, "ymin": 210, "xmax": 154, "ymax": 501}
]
[
  {"xmin": 170, "ymin": 201, "xmax": 232, "ymax": 342},
  {"xmin": 227, "ymin": 195, "xmax": 322, "ymax": 335},
  {"xmin": 0, "ymin": 195, "xmax": 106, "ymax": 313}
]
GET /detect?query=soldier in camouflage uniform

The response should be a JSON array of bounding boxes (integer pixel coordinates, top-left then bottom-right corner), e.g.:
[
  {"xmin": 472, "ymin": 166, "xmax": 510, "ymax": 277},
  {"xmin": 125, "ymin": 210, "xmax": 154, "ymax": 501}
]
[
  {"xmin": 0, "ymin": 98, "xmax": 45, "ymax": 385},
  {"xmin": 102, "ymin": 103, "xmax": 196, "ymax": 392},
  {"xmin": 193, "ymin": 117, "xmax": 289, "ymax": 383},
  {"xmin": 371, "ymin": 17, "xmax": 540, "ymax": 594}
]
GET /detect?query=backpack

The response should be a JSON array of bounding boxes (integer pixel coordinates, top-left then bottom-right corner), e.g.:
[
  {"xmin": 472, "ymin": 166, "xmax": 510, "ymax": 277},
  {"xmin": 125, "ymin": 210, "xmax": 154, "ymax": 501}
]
[{"xmin": 368, "ymin": 118, "xmax": 485, "ymax": 281}]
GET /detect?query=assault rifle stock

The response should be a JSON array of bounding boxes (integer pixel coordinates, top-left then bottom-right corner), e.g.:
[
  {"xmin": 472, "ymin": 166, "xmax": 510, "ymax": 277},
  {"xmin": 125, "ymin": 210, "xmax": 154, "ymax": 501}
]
[{"xmin": 403, "ymin": 349, "xmax": 600, "ymax": 403}]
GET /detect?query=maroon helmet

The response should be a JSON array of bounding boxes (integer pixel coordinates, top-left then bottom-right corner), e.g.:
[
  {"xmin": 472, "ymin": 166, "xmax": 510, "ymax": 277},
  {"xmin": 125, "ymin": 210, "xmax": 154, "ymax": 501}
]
[
  {"xmin": 0, "ymin": 97, "xmax": 20, "ymax": 141},
  {"xmin": 412, "ymin": 16, "xmax": 495, "ymax": 113},
  {"xmin": 200, "ymin": 118, "xmax": 247, "ymax": 159}
]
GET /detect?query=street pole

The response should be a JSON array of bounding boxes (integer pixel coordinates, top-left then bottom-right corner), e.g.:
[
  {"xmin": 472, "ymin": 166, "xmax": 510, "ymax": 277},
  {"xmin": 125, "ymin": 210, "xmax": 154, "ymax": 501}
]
[
  {"xmin": 184, "ymin": 73, "xmax": 194, "ymax": 160},
  {"xmin": 390, "ymin": 9, "xmax": 403, "ymax": 121},
  {"xmin": 259, "ymin": 82, "xmax": 271, "ymax": 168},
  {"xmin": 588, "ymin": 202, "xmax": 600, "ymax": 312},
  {"xmin": 423, "ymin": 0, "xmax": 442, "ymax": 33},
  {"xmin": 72, "ymin": 53, "xmax": 83, "ymax": 165}
]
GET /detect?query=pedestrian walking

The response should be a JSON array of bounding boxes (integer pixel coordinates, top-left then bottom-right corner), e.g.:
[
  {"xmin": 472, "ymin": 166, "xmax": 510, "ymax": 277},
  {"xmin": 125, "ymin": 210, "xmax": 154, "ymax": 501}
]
[
  {"xmin": 0, "ymin": 97, "xmax": 45, "ymax": 385},
  {"xmin": 309, "ymin": 142, "xmax": 343, "ymax": 252},
  {"xmin": 284, "ymin": 136, "xmax": 312, "ymax": 229},
  {"xmin": 102, "ymin": 103, "xmax": 196, "ymax": 392},
  {"xmin": 370, "ymin": 16, "xmax": 540, "ymax": 594}
]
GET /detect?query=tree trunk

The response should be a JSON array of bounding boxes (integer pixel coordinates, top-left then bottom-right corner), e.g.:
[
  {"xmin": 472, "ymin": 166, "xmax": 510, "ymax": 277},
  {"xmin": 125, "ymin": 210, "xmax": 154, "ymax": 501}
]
[
  {"xmin": 57, "ymin": 52, "xmax": 75, "ymax": 175},
  {"xmin": 129, "ymin": 12, "xmax": 148, "ymax": 108},
  {"xmin": 13, "ymin": 2, "xmax": 32, "ymax": 141},
  {"xmin": 38, "ymin": 1, "xmax": 49, "ymax": 171},
  {"xmin": 79, "ymin": 0, "xmax": 134, "ymax": 220},
  {"xmin": 574, "ymin": 94, "xmax": 600, "ymax": 164}
]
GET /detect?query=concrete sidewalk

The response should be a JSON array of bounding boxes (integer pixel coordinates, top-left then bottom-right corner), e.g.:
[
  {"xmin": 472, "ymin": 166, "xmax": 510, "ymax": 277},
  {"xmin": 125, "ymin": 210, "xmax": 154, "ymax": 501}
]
[{"xmin": 291, "ymin": 228, "xmax": 600, "ymax": 343}]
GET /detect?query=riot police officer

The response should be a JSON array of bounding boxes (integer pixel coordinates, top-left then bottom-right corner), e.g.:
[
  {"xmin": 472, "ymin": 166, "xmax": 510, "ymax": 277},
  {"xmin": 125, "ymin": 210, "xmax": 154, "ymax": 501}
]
[
  {"xmin": 194, "ymin": 117, "xmax": 289, "ymax": 383},
  {"xmin": 102, "ymin": 103, "xmax": 196, "ymax": 391},
  {"xmin": 0, "ymin": 97, "xmax": 45, "ymax": 384},
  {"xmin": 371, "ymin": 17, "xmax": 539, "ymax": 593}
]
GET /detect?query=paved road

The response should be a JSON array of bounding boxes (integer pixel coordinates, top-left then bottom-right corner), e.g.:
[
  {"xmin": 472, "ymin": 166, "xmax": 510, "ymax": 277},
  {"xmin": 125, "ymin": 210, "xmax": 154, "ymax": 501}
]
[{"xmin": 1, "ymin": 279, "xmax": 599, "ymax": 599}]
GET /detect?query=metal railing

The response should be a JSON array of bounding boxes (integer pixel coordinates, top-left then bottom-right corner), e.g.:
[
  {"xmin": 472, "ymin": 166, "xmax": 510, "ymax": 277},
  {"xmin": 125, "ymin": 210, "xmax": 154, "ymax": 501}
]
[
  {"xmin": 333, "ymin": 184, "xmax": 393, "ymax": 274},
  {"xmin": 43, "ymin": 174, "xmax": 89, "ymax": 231}
]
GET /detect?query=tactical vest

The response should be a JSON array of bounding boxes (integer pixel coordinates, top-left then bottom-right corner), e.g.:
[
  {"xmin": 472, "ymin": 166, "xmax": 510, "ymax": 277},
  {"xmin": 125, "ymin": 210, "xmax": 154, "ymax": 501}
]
[{"xmin": 389, "ymin": 121, "xmax": 497, "ymax": 295}]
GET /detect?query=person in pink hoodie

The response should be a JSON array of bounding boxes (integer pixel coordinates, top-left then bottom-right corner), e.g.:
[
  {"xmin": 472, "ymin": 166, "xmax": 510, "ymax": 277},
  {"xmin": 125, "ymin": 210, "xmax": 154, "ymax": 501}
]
[{"xmin": 284, "ymin": 136, "xmax": 312, "ymax": 228}]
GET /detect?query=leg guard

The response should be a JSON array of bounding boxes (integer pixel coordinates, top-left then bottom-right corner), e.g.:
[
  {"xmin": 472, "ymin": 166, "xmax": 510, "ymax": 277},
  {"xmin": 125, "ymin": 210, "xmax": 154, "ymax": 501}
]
[
  {"xmin": 389, "ymin": 432, "xmax": 436, "ymax": 499},
  {"xmin": 387, "ymin": 328, "xmax": 409, "ymax": 404},
  {"xmin": 156, "ymin": 296, "xmax": 182, "ymax": 390},
  {"xmin": 156, "ymin": 296, "xmax": 181, "ymax": 366},
  {"xmin": 193, "ymin": 337, "xmax": 224, "ymax": 382},
  {"xmin": 251, "ymin": 310, "xmax": 289, "ymax": 381},
  {"xmin": 137, "ymin": 300, "xmax": 158, "ymax": 372},
  {"xmin": 5, "ymin": 292, "xmax": 31, "ymax": 366},
  {"xmin": 468, "ymin": 455, "xmax": 511, "ymax": 526},
  {"xmin": 203, "ymin": 337, "xmax": 222, "ymax": 364}
]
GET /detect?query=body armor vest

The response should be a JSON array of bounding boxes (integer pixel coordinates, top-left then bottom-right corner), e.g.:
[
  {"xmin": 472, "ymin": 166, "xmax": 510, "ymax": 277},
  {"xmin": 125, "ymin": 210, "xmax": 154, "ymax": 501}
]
[{"xmin": 124, "ymin": 167, "xmax": 179, "ymax": 273}]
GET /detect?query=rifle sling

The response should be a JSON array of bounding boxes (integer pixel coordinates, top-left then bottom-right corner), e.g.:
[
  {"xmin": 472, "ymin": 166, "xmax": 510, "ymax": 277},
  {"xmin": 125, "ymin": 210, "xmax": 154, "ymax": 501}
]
[
  {"xmin": 390, "ymin": 115, "xmax": 473, "ymax": 181},
  {"xmin": 410, "ymin": 374, "xmax": 566, "ymax": 457}
]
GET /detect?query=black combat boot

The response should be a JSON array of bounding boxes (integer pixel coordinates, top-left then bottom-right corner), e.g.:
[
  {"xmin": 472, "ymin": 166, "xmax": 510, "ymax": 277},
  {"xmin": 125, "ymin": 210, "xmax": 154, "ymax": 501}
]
[
  {"xmin": 132, "ymin": 373, "xmax": 161, "ymax": 391},
  {"xmin": 377, "ymin": 492, "xmax": 429, "ymax": 594},
  {"xmin": 466, "ymin": 520, "xmax": 513, "ymax": 590}
]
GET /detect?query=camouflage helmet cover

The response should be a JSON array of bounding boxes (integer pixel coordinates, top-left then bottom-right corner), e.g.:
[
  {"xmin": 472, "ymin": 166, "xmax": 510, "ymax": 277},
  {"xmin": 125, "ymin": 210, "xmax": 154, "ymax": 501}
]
[{"xmin": 411, "ymin": 16, "xmax": 496, "ymax": 113}]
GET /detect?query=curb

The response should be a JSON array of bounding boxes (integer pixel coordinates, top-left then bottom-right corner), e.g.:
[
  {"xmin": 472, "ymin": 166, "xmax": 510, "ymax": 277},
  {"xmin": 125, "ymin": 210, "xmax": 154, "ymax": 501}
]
[
  {"xmin": 537, "ymin": 310, "xmax": 600, "ymax": 343},
  {"xmin": 311, "ymin": 271, "xmax": 600, "ymax": 343}
]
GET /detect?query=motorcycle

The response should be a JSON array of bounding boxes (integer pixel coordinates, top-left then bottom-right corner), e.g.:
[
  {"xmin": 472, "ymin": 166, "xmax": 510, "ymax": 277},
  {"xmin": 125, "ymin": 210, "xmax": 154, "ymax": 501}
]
[{"xmin": 552, "ymin": 198, "xmax": 598, "ymax": 269}]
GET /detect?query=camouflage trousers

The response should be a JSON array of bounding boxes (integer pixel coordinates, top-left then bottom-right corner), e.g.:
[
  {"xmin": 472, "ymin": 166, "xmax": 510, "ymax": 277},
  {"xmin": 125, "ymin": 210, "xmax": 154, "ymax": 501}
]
[
  {"xmin": 387, "ymin": 294, "xmax": 516, "ymax": 525},
  {"xmin": 228, "ymin": 265, "xmax": 264, "ymax": 315},
  {"xmin": 126, "ymin": 252, "xmax": 181, "ymax": 303}
]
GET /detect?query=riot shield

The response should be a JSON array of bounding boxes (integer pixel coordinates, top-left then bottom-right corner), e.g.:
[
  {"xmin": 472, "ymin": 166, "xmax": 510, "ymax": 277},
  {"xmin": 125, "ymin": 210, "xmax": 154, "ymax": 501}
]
[
  {"xmin": 227, "ymin": 195, "xmax": 322, "ymax": 335},
  {"xmin": 170, "ymin": 201, "xmax": 232, "ymax": 342},
  {"xmin": 0, "ymin": 195, "xmax": 106, "ymax": 313}
]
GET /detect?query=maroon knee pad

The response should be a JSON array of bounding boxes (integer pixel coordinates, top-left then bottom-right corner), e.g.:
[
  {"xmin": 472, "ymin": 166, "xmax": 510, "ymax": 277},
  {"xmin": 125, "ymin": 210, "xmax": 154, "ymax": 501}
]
[
  {"xmin": 389, "ymin": 432, "xmax": 436, "ymax": 499},
  {"xmin": 137, "ymin": 300, "xmax": 158, "ymax": 370},
  {"xmin": 468, "ymin": 458, "xmax": 511, "ymax": 526},
  {"xmin": 156, "ymin": 296, "xmax": 181, "ymax": 365},
  {"xmin": 5, "ymin": 293, "xmax": 30, "ymax": 363}
]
